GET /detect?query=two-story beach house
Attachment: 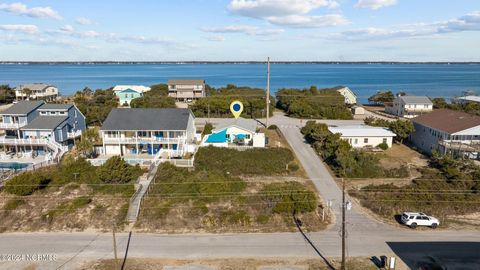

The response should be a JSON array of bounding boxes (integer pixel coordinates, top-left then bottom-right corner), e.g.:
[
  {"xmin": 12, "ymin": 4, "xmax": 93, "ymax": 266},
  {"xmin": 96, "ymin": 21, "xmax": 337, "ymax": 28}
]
[
  {"xmin": 385, "ymin": 95, "xmax": 433, "ymax": 118},
  {"xmin": 328, "ymin": 125, "xmax": 396, "ymax": 149},
  {"xmin": 14, "ymin": 83, "xmax": 59, "ymax": 102},
  {"xmin": 0, "ymin": 101, "xmax": 86, "ymax": 159},
  {"xmin": 167, "ymin": 79, "xmax": 205, "ymax": 102},
  {"xmin": 410, "ymin": 109, "xmax": 480, "ymax": 159},
  {"xmin": 100, "ymin": 108, "xmax": 196, "ymax": 159},
  {"xmin": 112, "ymin": 85, "xmax": 151, "ymax": 106}
]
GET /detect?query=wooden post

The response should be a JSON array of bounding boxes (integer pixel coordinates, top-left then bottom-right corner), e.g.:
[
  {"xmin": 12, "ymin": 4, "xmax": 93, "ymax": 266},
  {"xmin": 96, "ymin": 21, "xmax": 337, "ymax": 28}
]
[{"xmin": 112, "ymin": 223, "xmax": 118, "ymax": 270}]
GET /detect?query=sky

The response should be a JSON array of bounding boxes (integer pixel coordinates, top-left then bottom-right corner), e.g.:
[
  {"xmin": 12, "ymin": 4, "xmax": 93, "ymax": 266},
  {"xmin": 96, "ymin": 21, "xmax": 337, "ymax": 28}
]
[{"xmin": 0, "ymin": 0, "xmax": 480, "ymax": 61}]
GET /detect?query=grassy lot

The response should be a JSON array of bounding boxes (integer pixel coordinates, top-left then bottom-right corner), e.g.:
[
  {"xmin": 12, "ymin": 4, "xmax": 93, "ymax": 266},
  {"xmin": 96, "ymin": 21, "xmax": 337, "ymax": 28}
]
[
  {"xmin": 136, "ymin": 147, "xmax": 327, "ymax": 233},
  {"xmin": 82, "ymin": 257, "xmax": 380, "ymax": 270},
  {"xmin": 349, "ymin": 154, "xmax": 480, "ymax": 229},
  {"xmin": 0, "ymin": 156, "xmax": 143, "ymax": 232}
]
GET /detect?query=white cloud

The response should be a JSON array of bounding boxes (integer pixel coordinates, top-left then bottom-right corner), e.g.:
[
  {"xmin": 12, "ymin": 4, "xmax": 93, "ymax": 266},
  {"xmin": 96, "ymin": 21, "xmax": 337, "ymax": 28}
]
[
  {"xmin": 59, "ymin": 24, "xmax": 75, "ymax": 34},
  {"xmin": 355, "ymin": 0, "xmax": 398, "ymax": 10},
  {"xmin": 75, "ymin": 17, "xmax": 93, "ymax": 25},
  {"xmin": 0, "ymin": 24, "xmax": 39, "ymax": 34},
  {"xmin": 268, "ymin": 14, "xmax": 348, "ymax": 28},
  {"xmin": 228, "ymin": 0, "xmax": 338, "ymax": 18},
  {"xmin": 228, "ymin": 0, "xmax": 346, "ymax": 28},
  {"xmin": 79, "ymin": 30, "xmax": 100, "ymax": 38},
  {"xmin": 0, "ymin": 2, "xmax": 62, "ymax": 20},
  {"xmin": 322, "ymin": 10, "xmax": 480, "ymax": 40},
  {"xmin": 201, "ymin": 25, "xmax": 285, "ymax": 36},
  {"xmin": 206, "ymin": 35, "xmax": 226, "ymax": 42}
]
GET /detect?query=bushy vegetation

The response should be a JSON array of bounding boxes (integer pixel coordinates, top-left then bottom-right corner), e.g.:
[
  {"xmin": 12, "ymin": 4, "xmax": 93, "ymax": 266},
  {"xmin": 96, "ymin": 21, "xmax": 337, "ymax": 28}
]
[
  {"xmin": 364, "ymin": 117, "xmax": 415, "ymax": 143},
  {"xmin": 368, "ymin": 90, "xmax": 395, "ymax": 105},
  {"xmin": 130, "ymin": 84, "xmax": 176, "ymax": 108},
  {"xmin": 276, "ymin": 86, "xmax": 352, "ymax": 119},
  {"xmin": 352, "ymin": 153, "xmax": 480, "ymax": 223},
  {"xmin": 74, "ymin": 87, "xmax": 118, "ymax": 126},
  {"xmin": 0, "ymin": 84, "xmax": 16, "ymax": 104},
  {"xmin": 301, "ymin": 121, "xmax": 409, "ymax": 178},
  {"xmin": 4, "ymin": 171, "xmax": 50, "ymax": 196},
  {"xmin": 258, "ymin": 182, "xmax": 317, "ymax": 214},
  {"xmin": 433, "ymin": 97, "xmax": 480, "ymax": 116},
  {"xmin": 202, "ymin": 123, "xmax": 213, "ymax": 135},
  {"xmin": 195, "ymin": 146, "xmax": 296, "ymax": 176},
  {"xmin": 97, "ymin": 156, "xmax": 143, "ymax": 184},
  {"xmin": 190, "ymin": 84, "xmax": 274, "ymax": 118}
]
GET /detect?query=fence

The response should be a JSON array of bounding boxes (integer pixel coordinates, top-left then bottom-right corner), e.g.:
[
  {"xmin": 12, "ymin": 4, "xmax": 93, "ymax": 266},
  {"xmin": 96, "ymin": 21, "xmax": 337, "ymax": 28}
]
[{"xmin": 88, "ymin": 157, "xmax": 195, "ymax": 168}]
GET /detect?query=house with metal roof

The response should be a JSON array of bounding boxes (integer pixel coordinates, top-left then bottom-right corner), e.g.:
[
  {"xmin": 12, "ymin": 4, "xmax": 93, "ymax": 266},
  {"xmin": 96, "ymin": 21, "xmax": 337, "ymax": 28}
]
[
  {"xmin": 333, "ymin": 86, "xmax": 357, "ymax": 105},
  {"xmin": 14, "ymin": 83, "xmax": 59, "ymax": 102},
  {"xmin": 328, "ymin": 125, "xmax": 396, "ymax": 149},
  {"xmin": 99, "ymin": 108, "xmax": 196, "ymax": 158},
  {"xmin": 0, "ymin": 101, "xmax": 86, "ymax": 160},
  {"xmin": 385, "ymin": 95, "xmax": 433, "ymax": 118},
  {"xmin": 112, "ymin": 85, "xmax": 151, "ymax": 106},
  {"xmin": 410, "ymin": 109, "xmax": 480, "ymax": 158},
  {"xmin": 202, "ymin": 118, "xmax": 265, "ymax": 148},
  {"xmin": 167, "ymin": 79, "xmax": 205, "ymax": 102}
]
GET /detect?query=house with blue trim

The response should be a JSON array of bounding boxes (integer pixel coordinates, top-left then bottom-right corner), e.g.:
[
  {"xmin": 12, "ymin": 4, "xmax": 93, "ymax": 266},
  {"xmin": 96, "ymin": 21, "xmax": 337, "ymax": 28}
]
[{"xmin": 202, "ymin": 118, "xmax": 265, "ymax": 148}]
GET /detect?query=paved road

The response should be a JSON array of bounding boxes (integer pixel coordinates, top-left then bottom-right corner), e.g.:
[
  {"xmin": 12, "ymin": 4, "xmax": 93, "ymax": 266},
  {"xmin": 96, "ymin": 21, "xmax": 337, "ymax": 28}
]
[{"xmin": 1, "ymin": 230, "xmax": 479, "ymax": 269}]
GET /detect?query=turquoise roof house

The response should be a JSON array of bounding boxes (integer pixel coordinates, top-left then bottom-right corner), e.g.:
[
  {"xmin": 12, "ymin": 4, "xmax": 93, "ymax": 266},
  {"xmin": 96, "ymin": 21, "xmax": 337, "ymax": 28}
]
[
  {"xmin": 113, "ymin": 85, "xmax": 151, "ymax": 107},
  {"xmin": 117, "ymin": 88, "xmax": 143, "ymax": 106}
]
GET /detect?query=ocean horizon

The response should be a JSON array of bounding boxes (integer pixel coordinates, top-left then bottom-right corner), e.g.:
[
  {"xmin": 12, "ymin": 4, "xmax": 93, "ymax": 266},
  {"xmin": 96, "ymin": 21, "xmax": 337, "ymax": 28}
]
[{"xmin": 1, "ymin": 63, "xmax": 479, "ymax": 103}]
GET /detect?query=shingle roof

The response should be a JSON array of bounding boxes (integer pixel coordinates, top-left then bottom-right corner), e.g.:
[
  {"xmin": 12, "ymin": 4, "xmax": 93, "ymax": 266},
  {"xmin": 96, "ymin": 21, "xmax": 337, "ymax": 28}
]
[
  {"xmin": 1, "ymin": 101, "xmax": 45, "ymax": 115},
  {"xmin": 100, "ymin": 108, "xmax": 193, "ymax": 131},
  {"xmin": 16, "ymin": 83, "xmax": 54, "ymax": 91},
  {"xmin": 328, "ymin": 125, "xmax": 396, "ymax": 137},
  {"xmin": 167, "ymin": 79, "xmax": 205, "ymax": 85},
  {"xmin": 213, "ymin": 117, "xmax": 257, "ymax": 133},
  {"xmin": 399, "ymin": 96, "xmax": 433, "ymax": 105},
  {"xmin": 413, "ymin": 109, "xmax": 480, "ymax": 134},
  {"xmin": 38, "ymin": 104, "xmax": 73, "ymax": 110},
  {"xmin": 21, "ymin": 116, "xmax": 68, "ymax": 130}
]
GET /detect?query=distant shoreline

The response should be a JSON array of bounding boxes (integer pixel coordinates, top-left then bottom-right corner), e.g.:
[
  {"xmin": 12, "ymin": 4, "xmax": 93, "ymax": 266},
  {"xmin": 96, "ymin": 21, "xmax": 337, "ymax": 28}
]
[{"xmin": 1, "ymin": 61, "xmax": 480, "ymax": 65}]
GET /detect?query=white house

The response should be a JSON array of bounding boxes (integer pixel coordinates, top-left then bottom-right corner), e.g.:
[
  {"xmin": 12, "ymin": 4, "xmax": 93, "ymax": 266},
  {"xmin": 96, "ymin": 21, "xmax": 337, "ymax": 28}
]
[
  {"xmin": 202, "ymin": 118, "xmax": 265, "ymax": 148},
  {"xmin": 100, "ymin": 108, "xmax": 196, "ymax": 159},
  {"xmin": 334, "ymin": 86, "xmax": 357, "ymax": 105},
  {"xmin": 385, "ymin": 95, "xmax": 433, "ymax": 118},
  {"xmin": 455, "ymin": 95, "xmax": 480, "ymax": 105},
  {"xmin": 328, "ymin": 125, "xmax": 396, "ymax": 148},
  {"xmin": 15, "ymin": 83, "xmax": 59, "ymax": 102}
]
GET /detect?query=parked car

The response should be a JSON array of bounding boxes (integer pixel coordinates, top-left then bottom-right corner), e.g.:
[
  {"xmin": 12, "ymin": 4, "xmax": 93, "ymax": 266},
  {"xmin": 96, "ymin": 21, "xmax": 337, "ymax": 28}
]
[{"xmin": 401, "ymin": 212, "xmax": 440, "ymax": 229}]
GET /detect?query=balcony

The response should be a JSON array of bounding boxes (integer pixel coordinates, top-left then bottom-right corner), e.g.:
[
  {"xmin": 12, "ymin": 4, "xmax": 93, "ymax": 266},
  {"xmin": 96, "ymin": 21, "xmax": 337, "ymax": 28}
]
[
  {"xmin": 0, "ymin": 122, "xmax": 27, "ymax": 129},
  {"xmin": 103, "ymin": 136, "xmax": 186, "ymax": 144},
  {"xmin": 0, "ymin": 137, "xmax": 49, "ymax": 146},
  {"xmin": 67, "ymin": 130, "xmax": 83, "ymax": 138}
]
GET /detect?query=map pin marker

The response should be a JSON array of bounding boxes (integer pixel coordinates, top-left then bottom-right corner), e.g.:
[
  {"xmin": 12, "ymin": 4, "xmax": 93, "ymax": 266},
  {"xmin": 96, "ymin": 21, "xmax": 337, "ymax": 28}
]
[{"xmin": 230, "ymin": 101, "xmax": 243, "ymax": 119}]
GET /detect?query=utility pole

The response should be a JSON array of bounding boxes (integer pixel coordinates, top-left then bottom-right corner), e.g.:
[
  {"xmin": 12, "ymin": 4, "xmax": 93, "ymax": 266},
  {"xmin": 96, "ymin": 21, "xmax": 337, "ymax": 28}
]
[
  {"xmin": 207, "ymin": 103, "xmax": 210, "ymax": 122},
  {"xmin": 112, "ymin": 223, "xmax": 118, "ymax": 270},
  {"xmin": 266, "ymin": 57, "xmax": 270, "ymax": 128},
  {"xmin": 341, "ymin": 178, "xmax": 346, "ymax": 270}
]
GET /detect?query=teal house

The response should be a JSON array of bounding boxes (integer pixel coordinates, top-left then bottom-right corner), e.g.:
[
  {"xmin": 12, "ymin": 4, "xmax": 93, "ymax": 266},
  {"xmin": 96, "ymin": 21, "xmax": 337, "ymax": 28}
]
[{"xmin": 113, "ymin": 85, "xmax": 151, "ymax": 107}]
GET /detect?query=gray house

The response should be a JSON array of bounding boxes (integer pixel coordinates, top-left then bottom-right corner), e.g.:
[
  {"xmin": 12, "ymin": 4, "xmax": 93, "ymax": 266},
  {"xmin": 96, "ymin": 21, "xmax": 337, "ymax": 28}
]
[
  {"xmin": 385, "ymin": 95, "xmax": 433, "ymax": 118},
  {"xmin": 409, "ymin": 109, "xmax": 480, "ymax": 158},
  {"xmin": 0, "ymin": 101, "xmax": 86, "ymax": 156}
]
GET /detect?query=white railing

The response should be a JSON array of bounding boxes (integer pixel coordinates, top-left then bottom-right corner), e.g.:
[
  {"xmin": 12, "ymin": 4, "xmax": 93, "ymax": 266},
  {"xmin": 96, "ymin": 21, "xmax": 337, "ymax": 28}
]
[
  {"xmin": 102, "ymin": 136, "xmax": 186, "ymax": 144},
  {"xmin": 67, "ymin": 130, "xmax": 82, "ymax": 138},
  {"xmin": 0, "ymin": 137, "xmax": 49, "ymax": 145},
  {"xmin": 87, "ymin": 156, "xmax": 194, "ymax": 168},
  {"xmin": 0, "ymin": 122, "xmax": 26, "ymax": 129}
]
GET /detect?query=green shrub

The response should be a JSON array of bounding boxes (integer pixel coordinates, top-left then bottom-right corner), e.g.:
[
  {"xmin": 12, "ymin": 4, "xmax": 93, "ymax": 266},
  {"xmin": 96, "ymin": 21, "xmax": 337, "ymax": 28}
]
[
  {"xmin": 4, "ymin": 171, "xmax": 50, "ymax": 196},
  {"xmin": 377, "ymin": 142, "xmax": 389, "ymax": 150},
  {"xmin": 195, "ymin": 146, "xmax": 294, "ymax": 176},
  {"xmin": 219, "ymin": 210, "xmax": 251, "ymax": 226},
  {"xmin": 96, "ymin": 156, "xmax": 143, "ymax": 184},
  {"xmin": 288, "ymin": 162, "xmax": 300, "ymax": 172},
  {"xmin": 268, "ymin": 125, "xmax": 278, "ymax": 130},
  {"xmin": 256, "ymin": 214, "xmax": 270, "ymax": 224},
  {"xmin": 202, "ymin": 123, "xmax": 213, "ymax": 135}
]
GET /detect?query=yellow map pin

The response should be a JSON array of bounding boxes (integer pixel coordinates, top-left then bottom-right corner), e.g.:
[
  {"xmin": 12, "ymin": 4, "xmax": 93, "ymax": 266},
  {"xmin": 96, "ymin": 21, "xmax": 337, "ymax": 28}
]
[{"xmin": 230, "ymin": 100, "xmax": 243, "ymax": 119}]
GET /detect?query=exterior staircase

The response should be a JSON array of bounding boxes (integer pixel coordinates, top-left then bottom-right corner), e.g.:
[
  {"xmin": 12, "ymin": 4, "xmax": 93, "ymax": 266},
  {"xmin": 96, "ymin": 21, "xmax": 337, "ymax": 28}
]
[{"xmin": 126, "ymin": 164, "xmax": 158, "ymax": 223}]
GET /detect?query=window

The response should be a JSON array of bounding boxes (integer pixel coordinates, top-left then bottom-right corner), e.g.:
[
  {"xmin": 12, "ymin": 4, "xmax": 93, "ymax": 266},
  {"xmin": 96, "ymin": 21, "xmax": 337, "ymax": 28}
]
[
  {"xmin": 59, "ymin": 112, "xmax": 66, "ymax": 115},
  {"xmin": 246, "ymin": 134, "xmax": 251, "ymax": 139},
  {"xmin": 74, "ymin": 110, "xmax": 77, "ymax": 117},
  {"xmin": 354, "ymin": 139, "xmax": 358, "ymax": 144},
  {"xmin": 364, "ymin": 138, "xmax": 368, "ymax": 143},
  {"xmin": 138, "ymin": 131, "xmax": 148, "ymax": 137},
  {"xmin": 171, "ymin": 85, "xmax": 176, "ymax": 89},
  {"xmin": 40, "ymin": 111, "xmax": 47, "ymax": 115},
  {"xmin": 416, "ymin": 216, "xmax": 422, "ymax": 220},
  {"xmin": 383, "ymin": 138, "xmax": 387, "ymax": 144},
  {"xmin": 424, "ymin": 104, "xmax": 428, "ymax": 108}
]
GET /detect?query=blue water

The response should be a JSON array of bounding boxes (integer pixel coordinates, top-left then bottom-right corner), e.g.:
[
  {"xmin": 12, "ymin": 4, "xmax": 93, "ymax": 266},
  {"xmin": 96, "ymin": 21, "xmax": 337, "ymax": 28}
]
[
  {"xmin": 1, "ymin": 63, "xmax": 479, "ymax": 103},
  {"xmin": 0, "ymin": 162, "xmax": 32, "ymax": 170}
]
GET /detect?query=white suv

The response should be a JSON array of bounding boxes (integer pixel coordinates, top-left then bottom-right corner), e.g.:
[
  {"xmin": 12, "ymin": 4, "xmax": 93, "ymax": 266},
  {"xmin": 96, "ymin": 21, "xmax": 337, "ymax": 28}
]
[{"xmin": 401, "ymin": 212, "xmax": 440, "ymax": 229}]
